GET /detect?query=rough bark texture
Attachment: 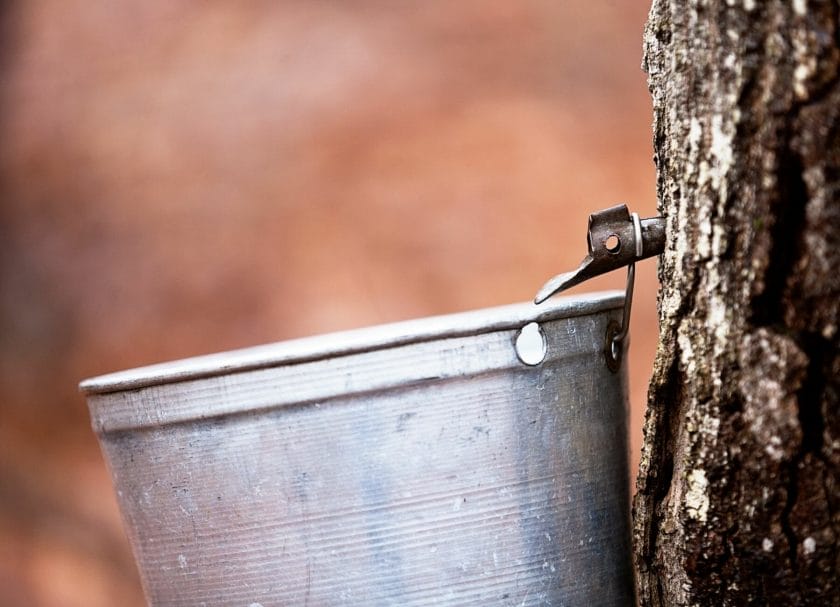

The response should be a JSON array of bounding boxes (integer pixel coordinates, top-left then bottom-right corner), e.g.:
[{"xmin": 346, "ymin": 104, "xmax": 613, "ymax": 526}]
[{"xmin": 634, "ymin": 0, "xmax": 840, "ymax": 605}]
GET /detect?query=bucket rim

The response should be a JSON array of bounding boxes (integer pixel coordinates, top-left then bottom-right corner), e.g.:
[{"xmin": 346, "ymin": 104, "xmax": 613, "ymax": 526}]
[{"xmin": 79, "ymin": 291, "xmax": 623, "ymax": 396}]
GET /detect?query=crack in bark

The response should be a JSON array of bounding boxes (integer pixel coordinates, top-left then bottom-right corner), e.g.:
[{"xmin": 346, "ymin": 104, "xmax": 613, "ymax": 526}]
[
  {"xmin": 797, "ymin": 334, "xmax": 829, "ymax": 457},
  {"xmin": 780, "ymin": 454, "xmax": 803, "ymax": 569},
  {"xmin": 754, "ymin": 65, "xmax": 838, "ymax": 580},
  {"xmin": 780, "ymin": 332, "xmax": 832, "ymax": 567},
  {"xmin": 749, "ymin": 142, "xmax": 809, "ymax": 328}
]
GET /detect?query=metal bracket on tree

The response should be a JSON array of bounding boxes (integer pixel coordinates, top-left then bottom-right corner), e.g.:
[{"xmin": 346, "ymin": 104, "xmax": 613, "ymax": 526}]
[{"xmin": 534, "ymin": 203, "xmax": 665, "ymax": 369}]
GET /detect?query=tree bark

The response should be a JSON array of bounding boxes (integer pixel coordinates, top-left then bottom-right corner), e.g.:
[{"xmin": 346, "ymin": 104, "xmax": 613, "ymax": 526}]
[{"xmin": 634, "ymin": 0, "xmax": 840, "ymax": 604}]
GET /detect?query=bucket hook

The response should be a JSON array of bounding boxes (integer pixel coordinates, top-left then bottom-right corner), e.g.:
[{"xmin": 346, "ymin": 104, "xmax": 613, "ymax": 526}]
[{"xmin": 534, "ymin": 204, "xmax": 665, "ymax": 369}]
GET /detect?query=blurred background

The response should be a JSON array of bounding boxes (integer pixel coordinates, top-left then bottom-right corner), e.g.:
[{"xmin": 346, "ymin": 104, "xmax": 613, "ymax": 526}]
[{"xmin": 0, "ymin": 1, "xmax": 656, "ymax": 605}]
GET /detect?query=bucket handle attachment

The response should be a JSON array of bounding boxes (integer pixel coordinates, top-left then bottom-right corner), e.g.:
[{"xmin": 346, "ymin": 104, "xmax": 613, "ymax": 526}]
[{"xmin": 534, "ymin": 204, "xmax": 665, "ymax": 370}]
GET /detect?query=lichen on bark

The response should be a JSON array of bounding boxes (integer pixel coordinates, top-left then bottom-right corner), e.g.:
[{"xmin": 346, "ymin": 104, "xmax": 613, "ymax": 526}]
[{"xmin": 634, "ymin": 0, "xmax": 840, "ymax": 604}]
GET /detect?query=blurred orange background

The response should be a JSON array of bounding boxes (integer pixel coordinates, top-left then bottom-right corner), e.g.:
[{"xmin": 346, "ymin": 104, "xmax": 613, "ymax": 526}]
[{"xmin": 0, "ymin": 2, "xmax": 656, "ymax": 605}]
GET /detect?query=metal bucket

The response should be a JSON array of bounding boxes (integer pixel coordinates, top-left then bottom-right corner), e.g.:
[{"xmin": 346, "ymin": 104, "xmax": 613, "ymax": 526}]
[{"xmin": 81, "ymin": 292, "xmax": 633, "ymax": 606}]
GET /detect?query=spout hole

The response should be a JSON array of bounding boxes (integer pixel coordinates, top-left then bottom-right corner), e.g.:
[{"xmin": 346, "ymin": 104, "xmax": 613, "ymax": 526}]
[
  {"xmin": 515, "ymin": 322, "xmax": 547, "ymax": 366},
  {"xmin": 605, "ymin": 234, "xmax": 621, "ymax": 253}
]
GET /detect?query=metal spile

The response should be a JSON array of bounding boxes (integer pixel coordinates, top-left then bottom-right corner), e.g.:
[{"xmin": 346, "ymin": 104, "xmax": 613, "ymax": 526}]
[
  {"xmin": 534, "ymin": 204, "xmax": 665, "ymax": 367},
  {"xmin": 534, "ymin": 204, "xmax": 665, "ymax": 304}
]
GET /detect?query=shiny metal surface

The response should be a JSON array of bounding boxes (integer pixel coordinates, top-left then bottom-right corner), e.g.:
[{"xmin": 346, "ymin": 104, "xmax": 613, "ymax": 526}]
[{"xmin": 82, "ymin": 292, "xmax": 633, "ymax": 606}]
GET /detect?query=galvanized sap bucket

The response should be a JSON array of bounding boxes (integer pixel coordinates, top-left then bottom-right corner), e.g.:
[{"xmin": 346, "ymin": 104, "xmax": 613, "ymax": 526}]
[
  {"xmin": 81, "ymin": 292, "xmax": 634, "ymax": 606},
  {"xmin": 81, "ymin": 205, "xmax": 663, "ymax": 605}
]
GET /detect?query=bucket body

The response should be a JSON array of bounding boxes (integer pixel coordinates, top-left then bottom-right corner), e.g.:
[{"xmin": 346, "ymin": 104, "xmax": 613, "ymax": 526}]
[{"xmin": 81, "ymin": 292, "xmax": 633, "ymax": 606}]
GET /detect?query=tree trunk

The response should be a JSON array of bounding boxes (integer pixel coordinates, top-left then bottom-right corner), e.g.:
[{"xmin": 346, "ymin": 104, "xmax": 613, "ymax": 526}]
[{"xmin": 633, "ymin": 0, "xmax": 840, "ymax": 605}]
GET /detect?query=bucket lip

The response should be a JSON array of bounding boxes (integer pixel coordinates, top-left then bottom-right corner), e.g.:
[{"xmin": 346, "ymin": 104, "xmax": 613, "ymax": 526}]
[{"xmin": 79, "ymin": 291, "xmax": 623, "ymax": 396}]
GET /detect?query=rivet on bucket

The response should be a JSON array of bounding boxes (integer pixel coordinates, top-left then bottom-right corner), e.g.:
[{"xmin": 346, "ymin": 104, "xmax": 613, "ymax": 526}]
[{"xmin": 514, "ymin": 321, "xmax": 546, "ymax": 365}]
